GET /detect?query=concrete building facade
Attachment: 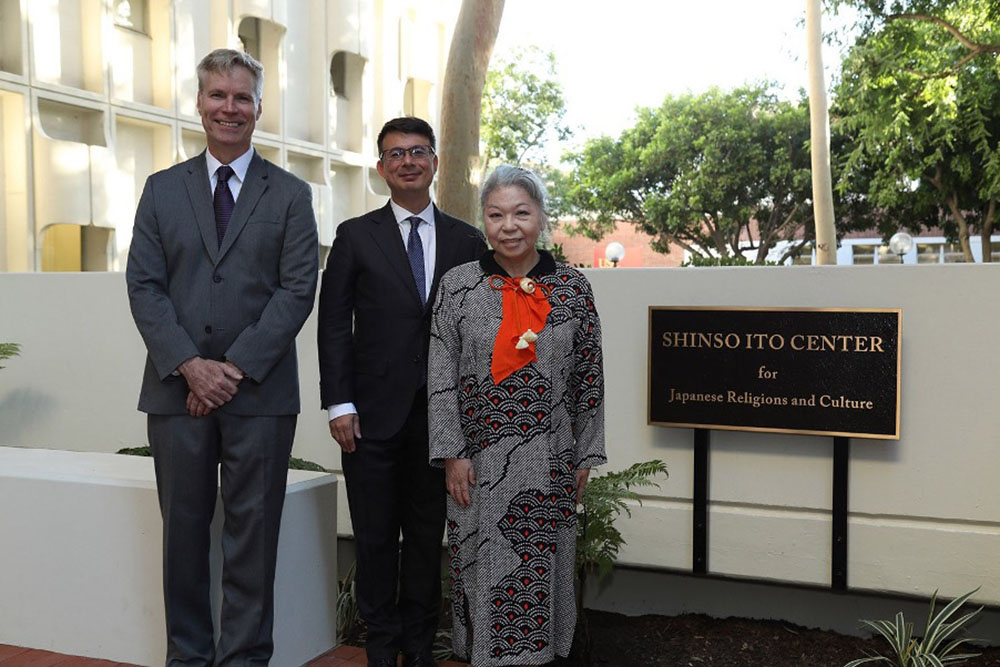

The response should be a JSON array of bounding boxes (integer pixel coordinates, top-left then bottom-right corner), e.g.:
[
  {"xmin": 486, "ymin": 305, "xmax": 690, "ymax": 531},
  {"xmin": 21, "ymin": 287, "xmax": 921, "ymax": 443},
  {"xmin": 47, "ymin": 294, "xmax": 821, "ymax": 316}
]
[{"xmin": 0, "ymin": 0, "xmax": 458, "ymax": 273}]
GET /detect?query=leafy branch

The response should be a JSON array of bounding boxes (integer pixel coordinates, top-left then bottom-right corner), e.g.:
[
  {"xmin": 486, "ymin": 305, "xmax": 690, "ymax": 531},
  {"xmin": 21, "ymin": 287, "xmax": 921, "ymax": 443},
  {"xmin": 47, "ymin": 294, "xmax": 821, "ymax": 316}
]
[
  {"xmin": 0, "ymin": 343, "xmax": 21, "ymax": 370},
  {"xmin": 886, "ymin": 12, "xmax": 999, "ymax": 53}
]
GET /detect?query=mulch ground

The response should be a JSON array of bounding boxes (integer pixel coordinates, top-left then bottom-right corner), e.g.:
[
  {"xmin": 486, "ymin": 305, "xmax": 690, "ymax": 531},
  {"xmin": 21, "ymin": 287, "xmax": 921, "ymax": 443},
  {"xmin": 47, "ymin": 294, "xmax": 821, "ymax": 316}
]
[{"xmin": 569, "ymin": 610, "xmax": 1000, "ymax": 667}]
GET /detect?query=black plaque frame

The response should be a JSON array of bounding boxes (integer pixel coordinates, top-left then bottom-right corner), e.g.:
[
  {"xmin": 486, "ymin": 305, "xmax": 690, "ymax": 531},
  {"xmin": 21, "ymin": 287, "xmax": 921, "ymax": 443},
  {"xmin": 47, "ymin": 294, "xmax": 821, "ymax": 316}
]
[{"xmin": 648, "ymin": 306, "xmax": 901, "ymax": 439}]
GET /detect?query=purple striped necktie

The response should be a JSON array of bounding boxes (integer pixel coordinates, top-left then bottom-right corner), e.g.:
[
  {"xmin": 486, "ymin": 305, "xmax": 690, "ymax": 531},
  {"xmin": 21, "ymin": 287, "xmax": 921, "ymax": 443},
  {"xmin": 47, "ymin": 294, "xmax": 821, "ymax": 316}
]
[
  {"xmin": 407, "ymin": 216, "xmax": 426, "ymax": 305},
  {"xmin": 214, "ymin": 165, "xmax": 235, "ymax": 246}
]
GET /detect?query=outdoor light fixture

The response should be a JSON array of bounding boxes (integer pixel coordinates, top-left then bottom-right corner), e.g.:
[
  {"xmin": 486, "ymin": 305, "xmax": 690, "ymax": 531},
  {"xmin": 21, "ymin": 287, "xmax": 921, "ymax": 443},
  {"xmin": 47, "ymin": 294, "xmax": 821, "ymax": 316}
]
[
  {"xmin": 889, "ymin": 231, "xmax": 914, "ymax": 262},
  {"xmin": 605, "ymin": 241, "xmax": 625, "ymax": 267}
]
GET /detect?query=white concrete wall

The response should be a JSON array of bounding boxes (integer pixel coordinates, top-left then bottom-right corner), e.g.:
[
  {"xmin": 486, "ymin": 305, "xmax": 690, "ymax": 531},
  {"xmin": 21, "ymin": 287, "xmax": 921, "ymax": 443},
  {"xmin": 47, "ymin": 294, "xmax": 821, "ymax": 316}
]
[
  {"xmin": 590, "ymin": 264, "xmax": 1000, "ymax": 605},
  {"xmin": 1, "ymin": 265, "xmax": 998, "ymax": 606}
]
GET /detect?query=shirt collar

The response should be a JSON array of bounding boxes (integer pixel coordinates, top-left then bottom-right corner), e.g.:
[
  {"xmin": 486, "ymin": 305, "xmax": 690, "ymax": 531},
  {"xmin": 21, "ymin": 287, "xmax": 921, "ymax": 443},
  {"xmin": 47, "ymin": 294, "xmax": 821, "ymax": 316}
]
[
  {"xmin": 389, "ymin": 199, "xmax": 436, "ymax": 227},
  {"xmin": 480, "ymin": 249, "xmax": 556, "ymax": 278},
  {"xmin": 205, "ymin": 146, "xmax": 255, "ymax": 183}
]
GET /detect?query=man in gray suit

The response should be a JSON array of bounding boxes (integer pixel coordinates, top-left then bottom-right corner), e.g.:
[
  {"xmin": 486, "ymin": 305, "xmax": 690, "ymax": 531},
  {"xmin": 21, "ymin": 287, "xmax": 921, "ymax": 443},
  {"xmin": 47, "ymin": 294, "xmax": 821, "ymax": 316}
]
[{"xmin": 126, "ymin": 49, "xmax": 318, "ymax": 666}]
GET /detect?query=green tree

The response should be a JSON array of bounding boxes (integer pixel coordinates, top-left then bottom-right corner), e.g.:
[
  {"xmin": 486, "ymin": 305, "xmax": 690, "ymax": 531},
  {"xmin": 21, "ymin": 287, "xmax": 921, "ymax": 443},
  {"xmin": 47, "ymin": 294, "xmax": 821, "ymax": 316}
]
[
  {"xmin": 478, "ymin": 47, "xmax": 573, "ymax": 234},
  {"xmin": 480, "ymin": 46, "xmax": 571, "ymax": 180},
  {"xmin": 830, "ymin": 0, "xmax": 1000, "ymax": 261},
  {"xmin": 564, "ymin": 84, "xmax": 821, "ymax": 264}
]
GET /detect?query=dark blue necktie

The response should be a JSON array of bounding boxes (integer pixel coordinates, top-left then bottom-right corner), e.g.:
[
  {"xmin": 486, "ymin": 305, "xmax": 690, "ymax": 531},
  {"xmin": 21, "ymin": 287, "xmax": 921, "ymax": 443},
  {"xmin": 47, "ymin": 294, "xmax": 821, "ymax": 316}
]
[
  {"xmin": 214, "ymin": 165, "xmax": 235, "ymax": 246},
  {"xmin": 407, "ymin": 216, "xmax": 426, "ymax": 305}
]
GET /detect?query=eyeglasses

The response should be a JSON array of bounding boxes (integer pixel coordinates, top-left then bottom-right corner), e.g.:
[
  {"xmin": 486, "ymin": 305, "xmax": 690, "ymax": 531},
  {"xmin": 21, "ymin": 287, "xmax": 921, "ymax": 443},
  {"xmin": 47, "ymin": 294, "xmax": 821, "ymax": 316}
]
[{"xmin": 379, "ymin": 145, "xmax": 435, "ymax": 162}]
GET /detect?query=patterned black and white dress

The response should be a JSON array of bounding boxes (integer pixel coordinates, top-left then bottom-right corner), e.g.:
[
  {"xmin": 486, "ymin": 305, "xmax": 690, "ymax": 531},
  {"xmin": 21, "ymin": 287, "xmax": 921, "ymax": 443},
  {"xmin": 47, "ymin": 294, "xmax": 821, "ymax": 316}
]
[{"xmin": 428, "ymin": 250, "xmax": 606, "ymax": 666}]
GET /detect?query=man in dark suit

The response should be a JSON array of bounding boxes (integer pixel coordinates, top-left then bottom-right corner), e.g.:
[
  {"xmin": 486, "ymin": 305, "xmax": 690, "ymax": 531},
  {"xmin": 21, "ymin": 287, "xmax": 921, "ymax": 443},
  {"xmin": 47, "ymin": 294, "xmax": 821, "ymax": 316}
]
[
  {"xmin": 318, "ymin": 117, "xmax": 486, "ymax": 667},
  {"xmin": 126, "ymin": 49, "xmax": 318, "ymax": 666}
]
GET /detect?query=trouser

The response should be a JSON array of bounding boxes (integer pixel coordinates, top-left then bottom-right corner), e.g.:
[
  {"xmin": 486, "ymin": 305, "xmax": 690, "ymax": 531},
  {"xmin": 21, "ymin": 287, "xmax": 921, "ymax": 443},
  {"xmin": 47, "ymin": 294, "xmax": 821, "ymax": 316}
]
[
  {"xmin": 342, "ymin": 388, "xmax": 446, "ymax": 660},
  {"xmin": 149, "ymin": 412, "xmax": 296, "ymax": 667}
]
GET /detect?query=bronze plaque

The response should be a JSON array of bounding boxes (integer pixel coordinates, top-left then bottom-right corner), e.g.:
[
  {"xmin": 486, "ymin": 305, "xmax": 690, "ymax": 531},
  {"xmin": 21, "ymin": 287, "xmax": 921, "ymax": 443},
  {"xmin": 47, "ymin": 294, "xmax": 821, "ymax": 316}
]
[{"xmin": 648, "ymin": 307, "xmax": 901, "ymax": 439}]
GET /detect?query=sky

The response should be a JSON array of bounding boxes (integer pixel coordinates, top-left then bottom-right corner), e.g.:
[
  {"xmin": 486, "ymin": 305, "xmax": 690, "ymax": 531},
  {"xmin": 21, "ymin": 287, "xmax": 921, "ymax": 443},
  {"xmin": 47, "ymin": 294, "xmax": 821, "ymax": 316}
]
[{"xmin": 491, "ymin": 0, "xmax": 854, "ymax": 154}]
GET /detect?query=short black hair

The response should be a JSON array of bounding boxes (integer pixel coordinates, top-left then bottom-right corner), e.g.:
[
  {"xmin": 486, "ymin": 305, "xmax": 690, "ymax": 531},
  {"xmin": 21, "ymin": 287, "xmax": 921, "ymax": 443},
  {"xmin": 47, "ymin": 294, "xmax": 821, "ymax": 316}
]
[{"xmin": 377, "ymin": 117, "xmax": 436, "ymax": 154}]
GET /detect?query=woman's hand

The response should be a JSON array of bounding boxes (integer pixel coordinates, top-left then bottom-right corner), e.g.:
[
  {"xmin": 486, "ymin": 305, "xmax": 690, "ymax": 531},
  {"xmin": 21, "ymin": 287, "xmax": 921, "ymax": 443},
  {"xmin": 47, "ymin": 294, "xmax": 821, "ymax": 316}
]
[
  {"xmin": 445, "ymin": 458, "xmax": 477, "ymax": 508},
  {"xmin": 575, "ymin": 467, "xmax": 591, "ymax": 504}
]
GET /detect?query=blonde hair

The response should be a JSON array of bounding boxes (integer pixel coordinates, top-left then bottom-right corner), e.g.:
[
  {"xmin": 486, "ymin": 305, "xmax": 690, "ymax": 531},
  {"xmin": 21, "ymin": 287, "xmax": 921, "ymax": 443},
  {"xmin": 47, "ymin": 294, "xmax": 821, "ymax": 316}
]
[{"xmin": 197, "ymin": 49, "xmax": 264, "ymax": 106}]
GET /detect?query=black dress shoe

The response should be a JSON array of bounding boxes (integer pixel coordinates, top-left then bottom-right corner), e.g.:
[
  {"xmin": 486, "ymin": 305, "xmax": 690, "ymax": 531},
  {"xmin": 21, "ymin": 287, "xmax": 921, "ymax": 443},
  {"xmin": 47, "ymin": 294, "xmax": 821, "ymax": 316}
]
[
  {"xmin": 368, "ymin": 657, "xmax": 398, "ymax": 667},
  {"xmin": 401, "ymin": 652, "xmax": 436, "ymax": 667}
]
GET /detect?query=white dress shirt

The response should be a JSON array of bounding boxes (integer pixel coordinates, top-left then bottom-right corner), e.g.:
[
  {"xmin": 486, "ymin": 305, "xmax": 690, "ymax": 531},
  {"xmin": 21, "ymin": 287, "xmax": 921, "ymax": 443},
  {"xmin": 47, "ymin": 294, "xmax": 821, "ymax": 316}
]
[{"xmin": 205, "ymin": 146, "xmax": 255, "ymax": 201}]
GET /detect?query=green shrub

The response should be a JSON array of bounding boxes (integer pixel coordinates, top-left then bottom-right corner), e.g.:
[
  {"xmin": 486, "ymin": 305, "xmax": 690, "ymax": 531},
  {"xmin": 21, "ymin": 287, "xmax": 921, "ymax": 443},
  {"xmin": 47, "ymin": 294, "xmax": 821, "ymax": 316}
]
[
  {"xmin": 683, "ymin": 254, "xmax": 779, "ymax": 267},
  {"xmin": 116, "ymin": 446, "xmax": 329, "ymax": 473},
  {"xmin": 117, "ymin": 446, "xmax": 152, "ymax": 457},
  {"xmin": 289, "ymin": 456, "xmax": 327, "ymax": 472}
]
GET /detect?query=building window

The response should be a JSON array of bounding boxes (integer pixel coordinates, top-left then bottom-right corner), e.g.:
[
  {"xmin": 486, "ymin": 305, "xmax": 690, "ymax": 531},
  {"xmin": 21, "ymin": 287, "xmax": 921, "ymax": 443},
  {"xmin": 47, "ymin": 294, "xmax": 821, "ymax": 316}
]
[
  {"xmin": 916, "ymin": 243, "xmax": 940, "ymax": 263},
  {"xmin": 790, "ymin": 243, "xmax": 813, "ymax": 265},
  {"xmin": 41, "ymin": 224, "xmax": 114, "ymax": 272},
  {"xmin": 852, "ymin": 245, "xmax": 876, "ymax": 265},
  {"xmin": 238, "ymin": 18, "xmax": 260, "ymax": 61},
  {"xmin": 943, "ymin": 242, "xmax": 966, "ymax": 263},
  {"xmin": 403, "ymin": 78, "xmax": 433, "ymax": 119},
  {"xmin": 877, "ymin": 245, "xmax": 901, "ymax": 264},
  {"xmin": 330, "ymin": 52, "xmax": 347, "ymax": 98},
  {"xmin": 330, "ymin": 52, "xmax": 366, "ymax": 152}
]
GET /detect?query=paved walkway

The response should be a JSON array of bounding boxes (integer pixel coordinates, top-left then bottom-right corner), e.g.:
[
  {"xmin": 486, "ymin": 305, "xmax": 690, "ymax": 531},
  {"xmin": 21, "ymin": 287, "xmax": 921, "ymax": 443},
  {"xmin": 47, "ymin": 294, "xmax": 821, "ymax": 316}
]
[
  {"xmin": 0, "ymin": 644, "xmax": 469, "ymax": 667},
  {"xmin": 308, "ymin": 645, "xmax": 468, "ymax": 666}
]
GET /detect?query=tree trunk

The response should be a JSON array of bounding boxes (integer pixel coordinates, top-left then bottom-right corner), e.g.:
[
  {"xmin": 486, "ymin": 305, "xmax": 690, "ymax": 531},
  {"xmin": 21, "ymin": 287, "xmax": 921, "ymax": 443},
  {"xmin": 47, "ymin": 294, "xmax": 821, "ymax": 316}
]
[
  {"xmin": 437, "ymin": 0, "xmax": 505, "ymax": 225},
  {"xmin": 945, "ymin": 193, "xmax": 975, "ymax": 262},
  {"xmin": 806, "ymin": 0, "xmax": 838, "ymax": 265},
  {"xmin": 982, "ymin": 200, "xmax": 995, "ymax": 262}
]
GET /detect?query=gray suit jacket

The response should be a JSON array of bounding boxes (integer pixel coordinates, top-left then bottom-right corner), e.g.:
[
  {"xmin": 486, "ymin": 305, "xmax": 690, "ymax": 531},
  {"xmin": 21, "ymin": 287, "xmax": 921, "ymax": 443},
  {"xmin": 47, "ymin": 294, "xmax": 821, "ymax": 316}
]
[{"xmin": 127, "ymin": 150, "xmax": 318, "ymax": 416}]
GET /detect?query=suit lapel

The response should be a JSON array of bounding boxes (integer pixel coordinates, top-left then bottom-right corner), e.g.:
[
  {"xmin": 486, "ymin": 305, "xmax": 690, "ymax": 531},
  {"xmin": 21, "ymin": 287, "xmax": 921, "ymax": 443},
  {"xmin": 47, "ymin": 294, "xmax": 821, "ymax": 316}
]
[
  {"xmin": 183, "ymin": 153, "xmax": 220, "ymax": 263},
  {"xmin": 429, "ymin": 205, "xmax": 460, "ymax": 309},
  {"xmin": 369, "ymin": 203, "xmax": 424, "ymax": 307},
  {"xmin": 218, "ymin": 151, "xmax": 268, "ymax": 262}
]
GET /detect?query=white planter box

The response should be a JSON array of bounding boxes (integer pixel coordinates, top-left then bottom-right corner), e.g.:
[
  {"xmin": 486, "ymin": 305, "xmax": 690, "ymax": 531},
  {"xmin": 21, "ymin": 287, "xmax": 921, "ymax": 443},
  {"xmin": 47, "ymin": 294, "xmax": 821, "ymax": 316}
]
[{"xmin": 0, "ymin": 446, "xmax": 338, "ymax": 665}]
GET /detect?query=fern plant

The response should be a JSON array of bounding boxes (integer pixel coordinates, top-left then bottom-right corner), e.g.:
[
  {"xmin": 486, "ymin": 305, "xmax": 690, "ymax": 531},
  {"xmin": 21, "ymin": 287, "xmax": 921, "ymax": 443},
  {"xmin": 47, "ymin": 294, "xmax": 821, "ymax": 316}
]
[
  {"xmin": 574, "ymin": 459, "xmax": 668, "ymax": 661},
  {"xmin": 844, "ymin": 588, "xmax": 982, "ymax": 667},
  {"xmin": 576, "ymin": 459, "xmax": 668, "ymax": 582},
  {"xmin": 0, "ymin": 342, "xmax": 21, "ymax": 370}
]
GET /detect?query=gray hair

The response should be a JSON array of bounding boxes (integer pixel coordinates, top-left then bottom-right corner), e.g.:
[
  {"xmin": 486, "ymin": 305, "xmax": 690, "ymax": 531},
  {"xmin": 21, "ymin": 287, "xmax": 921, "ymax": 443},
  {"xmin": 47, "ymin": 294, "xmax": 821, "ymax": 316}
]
[
  {"xmin": 480, "ymin": 164, "xmax": 549, "ymax": 227},
  {"xmin": 197, "ymin": 49, "xmax": 264, "ymax": 107}
]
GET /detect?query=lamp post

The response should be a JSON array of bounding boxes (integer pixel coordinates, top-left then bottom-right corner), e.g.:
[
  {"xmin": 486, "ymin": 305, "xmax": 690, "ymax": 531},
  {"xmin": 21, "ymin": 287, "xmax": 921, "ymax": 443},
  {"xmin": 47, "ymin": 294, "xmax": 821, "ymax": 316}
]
[
  {"xmin": 889, "ymin": 231, "xmax": 914, "ymax": 263},
  {"xmin": 605, "ymin": 241, "xmax": 625, "ymax": 267}
]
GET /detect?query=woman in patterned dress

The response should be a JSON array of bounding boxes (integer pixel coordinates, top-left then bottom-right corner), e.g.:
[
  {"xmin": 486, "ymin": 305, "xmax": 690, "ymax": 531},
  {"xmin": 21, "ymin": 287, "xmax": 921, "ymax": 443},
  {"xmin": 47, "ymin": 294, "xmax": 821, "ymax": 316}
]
[{"xmin": 428, "ymin": 165, "xmax": 606, "ymax": 665}]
